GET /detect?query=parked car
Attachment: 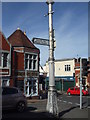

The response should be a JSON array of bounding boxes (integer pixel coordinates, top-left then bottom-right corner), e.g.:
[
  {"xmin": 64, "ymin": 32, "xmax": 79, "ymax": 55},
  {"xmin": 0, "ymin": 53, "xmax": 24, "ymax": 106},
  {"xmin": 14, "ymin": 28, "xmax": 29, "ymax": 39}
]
[
  {"xmin": 2, "ymin": 87, "xmax": 27, "ymax": 112},
  {"xmin": 67, "ymin": 87, "xmax": 89, "ymax": 96}
]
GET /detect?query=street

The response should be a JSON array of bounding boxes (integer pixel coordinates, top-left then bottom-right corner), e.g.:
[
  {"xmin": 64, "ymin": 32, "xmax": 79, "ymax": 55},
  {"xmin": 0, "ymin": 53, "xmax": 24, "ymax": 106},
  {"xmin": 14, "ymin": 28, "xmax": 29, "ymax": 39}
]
[
  {"xmin": 2, "ymin": 93, "xmax": 90, "ymax": 120},
  {"xmin": 58, "ymin": 93, "xmax": 90, "ymax": 108}
]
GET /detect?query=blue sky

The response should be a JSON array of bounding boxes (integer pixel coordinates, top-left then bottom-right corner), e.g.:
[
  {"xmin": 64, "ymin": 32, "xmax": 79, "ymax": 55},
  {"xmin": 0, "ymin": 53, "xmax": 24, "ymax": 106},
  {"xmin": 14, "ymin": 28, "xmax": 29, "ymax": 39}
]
[{"xmin": 2, "ymin": 2, "xmax": 88, "ymax": 65}]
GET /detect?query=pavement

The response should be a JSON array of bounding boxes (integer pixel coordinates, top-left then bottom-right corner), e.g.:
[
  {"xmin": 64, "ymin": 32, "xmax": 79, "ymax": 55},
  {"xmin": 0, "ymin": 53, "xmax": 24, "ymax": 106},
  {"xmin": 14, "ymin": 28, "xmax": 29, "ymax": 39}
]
[
  {"xmin": 27, "ymin": 98, "xmax": 89, "ymax": 119},
  {"xmin": 2, "ymin": 93, "xmax": 90, "ymax": 120}
]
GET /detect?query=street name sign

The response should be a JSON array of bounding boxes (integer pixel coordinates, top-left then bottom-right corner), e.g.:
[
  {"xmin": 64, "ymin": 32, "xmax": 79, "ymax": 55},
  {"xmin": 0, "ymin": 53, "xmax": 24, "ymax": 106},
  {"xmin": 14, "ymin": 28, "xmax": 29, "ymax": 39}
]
[{"xmin": 32, "ymin": 37, "xmax": 49, "ymax": 46}]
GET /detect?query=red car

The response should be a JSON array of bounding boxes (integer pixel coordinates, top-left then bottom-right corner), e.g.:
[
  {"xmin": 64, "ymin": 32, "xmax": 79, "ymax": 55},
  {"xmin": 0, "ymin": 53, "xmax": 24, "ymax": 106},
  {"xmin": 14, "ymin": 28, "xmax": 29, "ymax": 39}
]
[{"xmin": 67, "ymin": 87, "xmax": 89, "ymax": 96}]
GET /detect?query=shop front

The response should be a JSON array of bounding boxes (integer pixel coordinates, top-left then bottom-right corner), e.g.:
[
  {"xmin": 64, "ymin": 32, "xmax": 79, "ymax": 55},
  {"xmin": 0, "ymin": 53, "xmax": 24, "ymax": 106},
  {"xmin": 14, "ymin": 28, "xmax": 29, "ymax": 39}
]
[{"xmin": 24, "ymin": 77, "xmax": 38, "ymax": 97}]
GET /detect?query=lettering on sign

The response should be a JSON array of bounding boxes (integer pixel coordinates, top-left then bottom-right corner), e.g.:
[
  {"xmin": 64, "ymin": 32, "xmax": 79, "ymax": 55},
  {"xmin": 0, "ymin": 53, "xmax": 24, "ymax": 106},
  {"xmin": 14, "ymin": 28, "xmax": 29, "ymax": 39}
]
[{"xmin": 32, "ymin": 38, "xmax": 49, "ymax": 46}]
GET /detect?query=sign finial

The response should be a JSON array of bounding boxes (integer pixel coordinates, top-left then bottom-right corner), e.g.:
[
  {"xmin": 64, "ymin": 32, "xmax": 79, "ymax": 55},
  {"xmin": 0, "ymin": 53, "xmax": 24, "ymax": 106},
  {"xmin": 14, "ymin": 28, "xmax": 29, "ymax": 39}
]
[{"xmin": 46, "ymin": 0, "xmax": 54, "ymax": 4}]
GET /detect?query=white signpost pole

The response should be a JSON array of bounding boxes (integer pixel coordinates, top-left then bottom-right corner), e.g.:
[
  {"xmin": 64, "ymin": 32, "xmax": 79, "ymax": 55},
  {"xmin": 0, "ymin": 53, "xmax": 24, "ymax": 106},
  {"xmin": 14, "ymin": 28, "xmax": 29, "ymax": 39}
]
[{"xmin": 46, "ymin": 0, "xmax": 58, "ymax": 116}]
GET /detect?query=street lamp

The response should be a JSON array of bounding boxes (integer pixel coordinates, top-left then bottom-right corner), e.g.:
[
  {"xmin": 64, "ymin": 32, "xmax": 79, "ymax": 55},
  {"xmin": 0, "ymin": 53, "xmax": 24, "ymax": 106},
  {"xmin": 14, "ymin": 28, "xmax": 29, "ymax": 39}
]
[{"xmin": 46, "ymin": 0, "xmax": 58, "ymax": 115}]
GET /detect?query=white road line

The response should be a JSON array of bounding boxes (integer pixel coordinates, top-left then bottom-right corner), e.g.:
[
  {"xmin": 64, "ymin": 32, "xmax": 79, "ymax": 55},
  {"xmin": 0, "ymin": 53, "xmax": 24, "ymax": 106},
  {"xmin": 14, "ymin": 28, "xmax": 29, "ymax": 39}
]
[
  {"xmin": 75, "ymin": 103, "xmax": 80, "ymax": 105},
  {"xmin": 57, "ymin": 99, "xmax": 62, "ymax": 102},
  {"xmin": 88, "ymin": 106, "xmax": 90, "ymax": 109},
  {"xmin": 63, "ymin": 101, "xmax": 67, "ymax": 103},
  {"xmin": 67, "ymin": 96, "xmax": 72, "ymax": 97},
  {"xmin": 68, "ymin": 102, "xmax": 73, "ymax": 104}
]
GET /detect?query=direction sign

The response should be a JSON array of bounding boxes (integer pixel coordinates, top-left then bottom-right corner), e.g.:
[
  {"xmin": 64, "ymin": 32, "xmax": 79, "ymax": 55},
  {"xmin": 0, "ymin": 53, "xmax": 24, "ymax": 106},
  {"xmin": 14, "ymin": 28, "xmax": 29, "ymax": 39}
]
[{"xmin": 32, "ymin": 37, "xmax": 49, "ymax": 46}]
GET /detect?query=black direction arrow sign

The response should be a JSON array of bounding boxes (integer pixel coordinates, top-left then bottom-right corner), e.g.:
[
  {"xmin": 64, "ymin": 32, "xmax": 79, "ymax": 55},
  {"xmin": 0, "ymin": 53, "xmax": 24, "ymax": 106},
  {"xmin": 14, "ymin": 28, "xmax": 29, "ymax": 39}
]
[{"xmin": 32, "ymin": 37, "xmax": 49, "ymax": 46}]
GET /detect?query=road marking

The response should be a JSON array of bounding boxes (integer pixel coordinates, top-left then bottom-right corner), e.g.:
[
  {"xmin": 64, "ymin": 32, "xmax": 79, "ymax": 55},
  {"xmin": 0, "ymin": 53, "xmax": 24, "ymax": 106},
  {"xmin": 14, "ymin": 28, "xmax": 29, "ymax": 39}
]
[
  {"xmin": 57, "ymin": 99, "xmax": 62, "ymax": 102},
  {"xmin": 63, "ymin": 101, "xmax": 67, "ymax": 103},
  {"xmin": 75, "ymin": 103, "xmax": 80, "ymax": 106},
  {"xmin": 88, "ymin": 106, "xmax": 90, "ymax": 109},
  {"xmin": 68, "ymin": 102, "xmax": 73, "ymax": 104},
  {"xmin": 67, "ymin": 96, "xmax": 72, "ymax": 97}
]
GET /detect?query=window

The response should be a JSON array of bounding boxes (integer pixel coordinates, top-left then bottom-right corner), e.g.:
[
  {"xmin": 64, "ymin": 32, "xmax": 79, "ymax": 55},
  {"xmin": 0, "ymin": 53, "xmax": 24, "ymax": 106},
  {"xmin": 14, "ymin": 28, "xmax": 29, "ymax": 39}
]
[
  {"xmin": 2, "ymin": 79, "xmax": 10, "ymax": 87},
  {"xmin": 70, "ymin": 88, "xmax": 74, "ymax": 90},
  {"xmin": 65, "ymin": 65, "xmax": 71, "ymax": 71},
  {"xmin": 17, "ymin": 80, "xmax": 24, "ymax": 92},
  {"xmin": 33, "ymin": 80, "xmax": 37, "ymax": 94},
  {"xmin": 3, "ymin": 53, "xmax": 8, "ymax": 67},
  {"xmin": 0, "ymin": 52, "xmax": 9, "ymax": 68},
  {"xmin": 75, "ymin": 88, "xmax": 79, "ymax": 90},
  {"xmin": 2, "ymin": 88, "xmax": 18, "ymax": 95},
  {"xmin": 25, "ymin": 53, "xmax": 38, "ymax": 70},
  {"xmin": 25, "ymin": 78, "xmax": 38, "ymax": 96},
  {"xmin": 0, "ymin": 54, "xmax": 1, "ymax": 67}
]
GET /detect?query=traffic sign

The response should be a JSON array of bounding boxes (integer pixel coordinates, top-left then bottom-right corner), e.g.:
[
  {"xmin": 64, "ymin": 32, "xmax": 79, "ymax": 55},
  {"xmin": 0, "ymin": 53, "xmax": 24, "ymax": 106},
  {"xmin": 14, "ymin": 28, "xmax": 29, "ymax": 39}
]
[{"xmin": 32, "ymin": 37, "xmax": 49, "ymax": 46}]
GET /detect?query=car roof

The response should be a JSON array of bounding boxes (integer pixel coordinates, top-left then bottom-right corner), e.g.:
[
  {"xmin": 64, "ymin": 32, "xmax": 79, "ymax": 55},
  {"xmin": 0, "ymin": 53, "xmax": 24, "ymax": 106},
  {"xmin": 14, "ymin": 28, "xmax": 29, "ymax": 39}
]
[{"xmin": 2, "ymin": 86, "xmax": 19, "ymax": 90}]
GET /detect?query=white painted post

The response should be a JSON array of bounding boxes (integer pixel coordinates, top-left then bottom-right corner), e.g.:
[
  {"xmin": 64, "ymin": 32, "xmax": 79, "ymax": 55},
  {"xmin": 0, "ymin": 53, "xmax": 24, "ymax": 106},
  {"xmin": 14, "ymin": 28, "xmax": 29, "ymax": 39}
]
[{"xmin": 46, "ymin": 0, "xmax": 58, "ymax": 116}]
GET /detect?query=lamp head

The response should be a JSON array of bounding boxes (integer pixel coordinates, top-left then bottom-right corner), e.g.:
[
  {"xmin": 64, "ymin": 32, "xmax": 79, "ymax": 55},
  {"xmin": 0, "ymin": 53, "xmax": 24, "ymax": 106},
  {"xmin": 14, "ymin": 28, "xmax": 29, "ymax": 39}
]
[{"xmin": 46, "ymin": 0, "xmax": 54, "ymax": 4}]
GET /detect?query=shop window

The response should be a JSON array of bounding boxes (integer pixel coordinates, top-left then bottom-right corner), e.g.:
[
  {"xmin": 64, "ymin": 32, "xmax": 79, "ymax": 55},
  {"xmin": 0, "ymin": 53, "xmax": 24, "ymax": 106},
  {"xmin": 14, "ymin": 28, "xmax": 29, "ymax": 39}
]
[
  {"xmin": 17, "ymin": 80, "xmax": 24, "ymax": 92},
  {"xmin": 2, "ymin": 79, "xmax": 9, "ymax": 87},
  {"xmin": 25, "ymin": 78, "xmax": 38, "ymax": 96}
]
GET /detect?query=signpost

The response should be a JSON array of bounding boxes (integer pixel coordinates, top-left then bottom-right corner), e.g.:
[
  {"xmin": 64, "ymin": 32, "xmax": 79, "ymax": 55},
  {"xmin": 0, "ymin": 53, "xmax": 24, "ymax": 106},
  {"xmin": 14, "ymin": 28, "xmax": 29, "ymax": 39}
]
[
  {"xmin": 32, "ymin": 36, "xmax": 56, "ymax": 48},
  {"xmin": 46, "ymin": 0, "xmax": 58, "ymax": 115},
  {"xmin": 32, "ymin": 38, "xmax": 49, "ymax": 46},
  {"xmin": 80, "ymin": 58, "xmax": 82, "ymax": 109},
  {"xmin": 32, "ymin": 0, "xmax": 58, "ymax": 116}
]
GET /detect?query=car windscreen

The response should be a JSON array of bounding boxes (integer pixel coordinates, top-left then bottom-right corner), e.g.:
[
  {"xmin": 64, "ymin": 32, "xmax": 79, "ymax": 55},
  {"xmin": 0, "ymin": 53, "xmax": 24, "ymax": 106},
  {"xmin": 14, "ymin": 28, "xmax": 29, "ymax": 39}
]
[{"xmin": 2, "ymin": 87, "xmax": 18, "ymax": 95}]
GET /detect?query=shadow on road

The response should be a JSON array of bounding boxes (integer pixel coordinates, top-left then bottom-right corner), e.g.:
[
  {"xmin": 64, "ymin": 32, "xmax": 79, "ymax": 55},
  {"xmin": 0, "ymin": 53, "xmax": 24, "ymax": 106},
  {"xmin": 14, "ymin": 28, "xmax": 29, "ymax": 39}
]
[
  {"xmin": 2, "ymin": 106, "xmax": 59, "ymax": 120},
  {"xmin": 59, "ymin": 106, "xmax": 78, "ymax": 118}
]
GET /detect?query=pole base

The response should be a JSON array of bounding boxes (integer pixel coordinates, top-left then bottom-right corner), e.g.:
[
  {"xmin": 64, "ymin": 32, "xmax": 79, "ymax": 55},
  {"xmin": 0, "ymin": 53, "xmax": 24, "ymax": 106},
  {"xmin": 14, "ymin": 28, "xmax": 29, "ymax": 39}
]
[{"xmin": 46, "ymin": 87, "xmax": 58, "ymax": 116}]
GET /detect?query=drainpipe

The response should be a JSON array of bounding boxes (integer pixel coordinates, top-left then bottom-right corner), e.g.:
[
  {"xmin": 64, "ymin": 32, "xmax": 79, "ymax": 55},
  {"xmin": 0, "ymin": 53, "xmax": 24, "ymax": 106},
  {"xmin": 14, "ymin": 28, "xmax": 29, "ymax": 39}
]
[{"xmin": 9, "ymin": 44, "xmax": 11, "ymax": 76}]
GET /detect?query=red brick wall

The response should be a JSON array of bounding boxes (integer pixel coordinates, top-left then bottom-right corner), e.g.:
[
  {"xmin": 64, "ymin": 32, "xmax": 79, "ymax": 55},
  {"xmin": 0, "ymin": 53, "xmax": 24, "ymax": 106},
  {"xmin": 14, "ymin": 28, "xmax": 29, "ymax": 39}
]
[
  {"xmin": 75, "ymin": 62, "xmax": 80, "ymax": 86},
  {"xmin": 9, "ymin": 78, "xmax": 14, "ymax": 86},
  {"xmin": 2, "ymin": 34, "xmax": 10, "ymax": 51},
  {"xmin": 87, "ymin": 72, "xmax": 90, "ymax": 86},
  {"xmin": 75, "ymin": 70, "xmax": 80, "ymax": 83},
  {"xmin": 15, "ymin": 52, "xmax": 24, "ymax": 70}
]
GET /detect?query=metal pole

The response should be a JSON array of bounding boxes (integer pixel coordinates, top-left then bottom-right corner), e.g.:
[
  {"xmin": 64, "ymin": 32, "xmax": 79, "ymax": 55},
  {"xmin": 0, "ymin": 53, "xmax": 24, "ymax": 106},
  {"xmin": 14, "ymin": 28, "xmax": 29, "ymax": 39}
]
[
  {"xmin": 46, "ymin": 0, "xmax": 58, "ymax": 115},
  {"xmin": 80, "ymin": 58, "xmax": 82, "ymax": 109},
  {"xmin": 62, "ymin": 79, "xmax": 63, "ymax": 93}
]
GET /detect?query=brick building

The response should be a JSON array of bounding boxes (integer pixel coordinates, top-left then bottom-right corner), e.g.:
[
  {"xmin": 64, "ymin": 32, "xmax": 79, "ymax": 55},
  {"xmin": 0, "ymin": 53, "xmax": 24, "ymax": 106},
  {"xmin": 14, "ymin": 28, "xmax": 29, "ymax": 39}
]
[
  {"xmin": 8, "ymin": 29, "xmax": 40, "ymax": 98},
  {"xmin": 0, "ymin": 32, "xmax": 11, "ymax": 86},
  {"xmin": 75, "ymin": 58, "xmax": 90, "ymax": 88},
  {"xmin": 87, "ymin": 57, "xmax": 90, "ymax": 88},
  {"xmin": 40, "ymin": 58, "xmax": 90, "ymax": 91},
  {"xmin": 1, "ymin": 29, "xmax": 40, "ymax": 98}
]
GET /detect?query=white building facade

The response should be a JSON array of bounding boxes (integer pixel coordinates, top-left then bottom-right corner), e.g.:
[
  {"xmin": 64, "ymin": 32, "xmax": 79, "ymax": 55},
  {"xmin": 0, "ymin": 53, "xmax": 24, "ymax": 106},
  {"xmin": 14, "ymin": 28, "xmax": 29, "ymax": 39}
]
[{"xmin": 41, "ymin": 58, "xmax": 76, "ymax": 91}]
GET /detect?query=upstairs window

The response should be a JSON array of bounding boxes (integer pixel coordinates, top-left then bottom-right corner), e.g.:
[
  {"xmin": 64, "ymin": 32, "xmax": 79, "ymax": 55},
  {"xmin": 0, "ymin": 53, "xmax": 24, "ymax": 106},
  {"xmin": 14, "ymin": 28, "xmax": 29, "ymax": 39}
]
[
  {"xmin": 3, "ymin": 53, "xmax": 8, "ymax": 67},
  {"xmin": 0, "ymin": 54, "xmax": 1, "ymax": 67},
  {"xmin": 25, "ymin": 53, "xmax": 38, "ymax": 70},
  {"xmin": 65, "ymin": 65, "xmax": 71, "ymax": 71},
  {"xmin": 0, "ymin": 52, "xmax": 9, "ymax": 68}
]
